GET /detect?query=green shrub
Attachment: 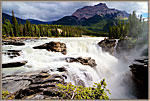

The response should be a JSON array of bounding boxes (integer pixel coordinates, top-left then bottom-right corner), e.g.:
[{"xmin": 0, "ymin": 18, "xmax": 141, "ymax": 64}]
[
  {"xmin": 56, "ymin": 79, "xmax": 110, "ymax": 99},
  {"xmin": 2, "ymin": 90, "xmax": 10, "ymax": 99}
]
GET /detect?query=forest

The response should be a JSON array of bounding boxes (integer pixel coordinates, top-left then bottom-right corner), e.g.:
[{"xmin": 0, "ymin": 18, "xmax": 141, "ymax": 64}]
[{"xmin": 2, "ymin": 10, "xmax": 148, "ymax": 40}]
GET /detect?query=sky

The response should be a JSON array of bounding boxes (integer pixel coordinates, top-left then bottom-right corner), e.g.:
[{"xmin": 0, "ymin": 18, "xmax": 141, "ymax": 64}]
[{"xmin": 2, "ymin": 1, "xmax": 148, "ymax": 22}]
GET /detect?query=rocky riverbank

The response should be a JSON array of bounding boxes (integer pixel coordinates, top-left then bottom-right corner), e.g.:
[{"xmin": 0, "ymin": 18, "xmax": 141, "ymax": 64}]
[{"xmin": 2, "ymin": 70, "xmax": 67, "ymax": 99}]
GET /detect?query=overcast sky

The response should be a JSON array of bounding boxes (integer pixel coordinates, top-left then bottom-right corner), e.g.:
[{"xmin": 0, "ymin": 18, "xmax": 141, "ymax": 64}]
[{"xmin": 2, "ymin": 1, "xmax": 148, "ymax": 22}]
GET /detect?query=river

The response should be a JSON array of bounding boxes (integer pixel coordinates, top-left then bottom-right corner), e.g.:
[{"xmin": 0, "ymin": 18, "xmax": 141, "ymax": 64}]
[{"xmin": 2, "ymin": 37, "xmax": 137, "ymax": 99}]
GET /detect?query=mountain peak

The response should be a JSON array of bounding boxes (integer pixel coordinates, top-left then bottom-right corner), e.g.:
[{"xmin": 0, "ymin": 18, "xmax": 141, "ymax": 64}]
[
  {"xmin": 72, "ymin": 3, "xmax": 129, "ymax": 20},
  {"xmin": 94, "ymin": 3, "xmax": 107, "ymax": 7}
]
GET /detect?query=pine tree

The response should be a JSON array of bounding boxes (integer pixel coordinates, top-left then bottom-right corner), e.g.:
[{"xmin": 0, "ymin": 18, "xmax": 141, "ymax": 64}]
[
  {"xmin": 12, "ymin": 10, "xmax": 19, "ymax": 37},
  {"xmin": 26, "ymin": 20, "xmax": 31, "ymax": 36}
]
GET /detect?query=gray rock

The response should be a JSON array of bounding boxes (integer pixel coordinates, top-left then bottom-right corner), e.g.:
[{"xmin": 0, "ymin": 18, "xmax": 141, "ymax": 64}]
[{"xmin": 2, "ymin": 70, "xmax": 66, "ymax": 99}]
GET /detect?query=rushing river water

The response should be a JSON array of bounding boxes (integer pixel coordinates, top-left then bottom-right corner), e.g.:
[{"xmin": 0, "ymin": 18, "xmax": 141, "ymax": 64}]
[{"xmin": 2, "ymin": 37, "xmax": 137, "ymax": 99}]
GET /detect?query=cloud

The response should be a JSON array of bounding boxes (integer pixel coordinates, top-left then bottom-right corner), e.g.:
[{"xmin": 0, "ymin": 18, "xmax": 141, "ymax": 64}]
[
  {"xmin": 2, "ymin": 1, "xmax": 148, "ymax": 21},
  {"xmin": 102, "ymin": 1, "xmax": 148, "ymax": 16}
]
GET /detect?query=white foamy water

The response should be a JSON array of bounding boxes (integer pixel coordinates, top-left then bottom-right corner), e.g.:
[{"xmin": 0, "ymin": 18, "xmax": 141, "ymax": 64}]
[{"xmin": 2, "ymin": 37, "xmax": 136, "ymax": 99}]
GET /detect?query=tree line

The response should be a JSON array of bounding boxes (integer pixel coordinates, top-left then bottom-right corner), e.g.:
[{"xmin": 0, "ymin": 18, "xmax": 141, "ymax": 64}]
[
  {"xmin": 2, "ymin": 10, "xmax": 147, "ymax": 39},
  {"xmin": 2, "ymin": 10, "xmax": 83, "ymax": 37}
]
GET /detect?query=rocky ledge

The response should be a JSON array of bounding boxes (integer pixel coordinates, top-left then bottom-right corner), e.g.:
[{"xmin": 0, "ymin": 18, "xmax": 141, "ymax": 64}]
[
  {"xmin": 2, "ymin": 70, "xmax": 67, "ymax": 99},
  {"xmin": 65, "ymin": 57, "xmax": 97, "ymax": 68},
  {"xmin": 129, "ymin": 56, "xmax": 148, "ymax": 99},
  {"xmin": 33, "ymin": 41, "xmax": 67, "ymax": 55},
  {"xmin": 2, "ymin": 61, "xmax": 27, "ymax": 68},
  {"xmin": 98, "ymin": 38, "xmax": 116, "ymax": 54}
]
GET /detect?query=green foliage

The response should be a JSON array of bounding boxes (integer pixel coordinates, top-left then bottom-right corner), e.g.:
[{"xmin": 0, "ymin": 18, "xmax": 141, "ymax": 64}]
[
  {"xmin": 2, "ymin": 10, "xmax": 147, "ymax": 38},
  {"xmin": 2, "ymin": 15, "xmax": 83, "ymax": 37},
  {"xmin": 108, "ymin": 20, "xmax": 128, "ymax": 39},
  {"xmin": 56, "ymin": 79, "xmax": 110, "ymax": 99},
  {"xmin": 2, "ymin": 90, "xmax": 10, "ymax": 99},
  {"xmin": 108, "ymin": 11, "xmax": 147, "ymax": 40},
  {"xmin": 12, "ymin": 10, "xmax": 19, "ymax": 37}
]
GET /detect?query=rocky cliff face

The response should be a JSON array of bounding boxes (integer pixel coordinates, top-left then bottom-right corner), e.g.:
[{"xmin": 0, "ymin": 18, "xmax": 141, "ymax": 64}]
[
  {"xmin": 98, "ymin": 38, "xmax": 116, "ymax": 54},
  {"xmin": 129, "ymin": 56, "xmax": 148, "ymax": 99},
  {"xmin": 72, "ymin": 3, "xmax": 129, "ymax": 20}
]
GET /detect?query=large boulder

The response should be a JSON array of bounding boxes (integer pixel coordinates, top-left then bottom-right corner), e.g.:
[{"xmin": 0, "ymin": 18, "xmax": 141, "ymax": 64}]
[
  {"xmin": 65, "ymin": 57, "xmax": 97, "ymax": 67},
  {"xmin": 98, "ymin": 38, "xmax": 116, "ymax": 54},
  {"xmin": 2, "ymin": 70, "xmax": 66, "ymax": 99},
  {"xmin": 33, "ymin": 41, "xmax": 67, "ymax": 55},
  {"xmin": 129, "ymin": 56, "xmax": 148, "ymax": 99}
]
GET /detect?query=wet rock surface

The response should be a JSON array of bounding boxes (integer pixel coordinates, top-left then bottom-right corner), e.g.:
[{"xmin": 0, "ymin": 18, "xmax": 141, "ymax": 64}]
[
  {"xmin": 65, "ymin": 57, "xmax": 97, "ymax": 67},
  {"xmin": 2, "ymin": 50, "xmax": 22, "ymax": 58},
  {"xmin": 2, "ymin": 70, "xmax": 66, "ymax": 99},
  {"xmin": 2, "ymin": 61, "xmax": 27, "ymax": 68},
  {"xmin": 98, "ymin": 38, "xmax": 116, "ymax": 54},
  {"xmin": 129, "ymin": 56, "xmax": 148, "ymax": 99},
  {"xmin": 33, "ymin": 41, "xmax": 67, "ymax": 55}
]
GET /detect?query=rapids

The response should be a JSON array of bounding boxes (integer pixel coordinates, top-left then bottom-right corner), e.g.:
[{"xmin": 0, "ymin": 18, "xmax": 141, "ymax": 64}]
[{"xmin": 2, "ymin": 37, "xmax": 136, "ymax": 99}]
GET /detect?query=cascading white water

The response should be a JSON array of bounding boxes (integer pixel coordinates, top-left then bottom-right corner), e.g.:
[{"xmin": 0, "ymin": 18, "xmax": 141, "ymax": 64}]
[{"xmin": 2, "ymin": 37, "xmax": 136, "ymax": 99}]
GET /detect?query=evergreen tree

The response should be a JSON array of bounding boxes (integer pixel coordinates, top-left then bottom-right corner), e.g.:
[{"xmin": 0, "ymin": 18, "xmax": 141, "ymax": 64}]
[
  {"xmin": 26, "ymin": 20, "xmax": 32, "ymax": 36},
  {"xmin": 12, "ymin": 10, "xmax": 19, "ymax": 36}
]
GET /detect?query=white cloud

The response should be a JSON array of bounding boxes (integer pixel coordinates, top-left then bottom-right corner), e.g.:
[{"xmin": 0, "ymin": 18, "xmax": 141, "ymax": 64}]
[
  {"xmin": 102, "ymin": 1, "xmax": 148, "ymax": 15},
  {"xmin": 2, "ymin": 1, "xmax": 148, "ymax": 21}
]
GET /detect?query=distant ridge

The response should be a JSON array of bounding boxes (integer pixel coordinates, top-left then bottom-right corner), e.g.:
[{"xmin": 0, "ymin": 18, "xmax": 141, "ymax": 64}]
[{"xmin": 2, "ymin": 13, "xmax": 52, "ymax": 24}]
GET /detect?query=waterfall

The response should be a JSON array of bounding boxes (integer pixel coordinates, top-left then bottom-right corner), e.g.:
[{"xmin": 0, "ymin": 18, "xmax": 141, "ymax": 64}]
[{"xmin": 2, "ymin": 37, "xmax": 136, "ymax": 99}]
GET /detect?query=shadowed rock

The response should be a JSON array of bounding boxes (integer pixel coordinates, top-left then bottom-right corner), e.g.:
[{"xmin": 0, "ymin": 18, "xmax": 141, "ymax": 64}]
[
  {"xmin": 129, "ymin": 56, "xmax": 148, "ymax": 99},
  {"xmin": 2, "ymin": 61, "xmax": 27, "ymax": 68},
  {"xmin": 98, "ymin": 38, "xmax": 116, "ymax": 54},
  {"xmin": 2, "ymin": 50, "xmax": 22, "ymax": 58},
  {"xmin": 65, "ymin": 57, "xmax": 97, "ymax": 67}
]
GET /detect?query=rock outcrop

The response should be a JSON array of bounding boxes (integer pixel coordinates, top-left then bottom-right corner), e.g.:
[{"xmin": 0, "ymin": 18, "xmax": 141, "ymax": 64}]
[
  {"xmin": 98, "ymin": 38, "xmax": 116, "ymax": 54},
  {"xmin": 2, "ymin": 70, "xmax": 66, "ymax": 99},
  {"xmin": 129, "ymin": 56, "xmax": 148, "ymax": 99},
  {"xmin": 65, "ymin": 57, "xmax": 97, "ymax": 67},
  {"xmin": 2, "ymin": 61, "xmax": 27, "ymax": 68},
  {"xmin": 33, "ymin": 41, "xmax": 67, "ymax": 55}
]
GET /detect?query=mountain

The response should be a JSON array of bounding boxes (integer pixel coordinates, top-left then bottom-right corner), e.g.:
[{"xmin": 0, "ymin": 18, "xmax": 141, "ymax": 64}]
[
  {"xmin": 52, "ymin": 16, "xmax": 79, "ymax": 25},
  {"xmin": 52, "ymin": 3, "xmax": 129, "ymax": 25},
  {"xmin": 2, "ymin": 13, "xmax": 52, "ymax": 24},
  {"xmin": 2, "ymin": 13, "xmax": 26, "ymax": 24},
  {"xmin": 72, "ymin": 3, "xmax": 129, "ymax": 20}
]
